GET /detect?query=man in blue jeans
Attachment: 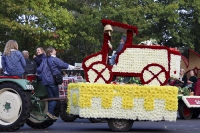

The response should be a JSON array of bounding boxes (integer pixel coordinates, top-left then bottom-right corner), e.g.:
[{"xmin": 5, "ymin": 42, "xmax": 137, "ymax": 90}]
[
  {"xmin": 37, "ymin": 47, "xmax": 75, "ymax": 120},
  {"xmin": 109, "ymin": 36, "xmax": 127, "ymax": 65}
]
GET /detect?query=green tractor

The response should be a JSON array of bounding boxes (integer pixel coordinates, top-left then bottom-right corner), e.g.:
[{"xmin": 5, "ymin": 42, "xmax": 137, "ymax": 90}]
[{"xmin": 0, "ymin": 74, "xmax": 63, "ymax": 132}]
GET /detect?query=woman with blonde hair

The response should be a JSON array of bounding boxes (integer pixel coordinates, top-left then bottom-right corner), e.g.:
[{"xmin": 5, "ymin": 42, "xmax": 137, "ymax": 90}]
[
  {"xmin": 178, "ymin": 68, "xmax": 187, "ymax": 88},
  {"xmin": 1, "ymin": 40, "xmax": 26, "ymax": 77}
]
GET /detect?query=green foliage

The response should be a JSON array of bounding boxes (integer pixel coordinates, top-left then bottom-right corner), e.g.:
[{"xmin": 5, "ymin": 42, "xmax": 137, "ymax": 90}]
[
  {"xmin": 178, "ymin": 87, "xmax": 190, "ymax": 96},
  {"xmin": 128, "ymin": 77, "xmax": 142, "ymax": 85},
  {"xmin": 1, "ymin": 0, "xmax": 200, "ymax": 63},
  {"xmin": 0, "ymin": 0, "xmax": 74, "ymax": 56},
  {"xmin": 63, "ymin": 0, "xmax": 193, "ymax": 63}
]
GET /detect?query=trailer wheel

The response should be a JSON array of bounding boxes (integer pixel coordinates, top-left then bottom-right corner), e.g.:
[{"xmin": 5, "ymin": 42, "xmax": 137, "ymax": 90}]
[
  {"xmin": 192, "ymin": 109, "xmax": 200, "ymax": 118},
  {"xmin": 107, "ymin": 119, "xmax": 133, "ymax": 132},
  {"xmin": 0, "ymin": 82, "xmax": 31, "ymax": 132},
  {"xmin": 178, "ymin": 101, "xmax": 193, "ymax": 119},
  {"xmin": 60, "ymin": 101, "xmax": 77, "ymax": 122},
  {"xmin": 26, "ymin": 101, "xmax": 60, "ymax": 129}
]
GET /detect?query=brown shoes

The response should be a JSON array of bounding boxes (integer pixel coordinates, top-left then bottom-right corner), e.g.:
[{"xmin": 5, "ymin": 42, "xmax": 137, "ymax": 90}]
[{"xmin": 46, "ymin": 112, "xmax": 58, "ymax": 120}]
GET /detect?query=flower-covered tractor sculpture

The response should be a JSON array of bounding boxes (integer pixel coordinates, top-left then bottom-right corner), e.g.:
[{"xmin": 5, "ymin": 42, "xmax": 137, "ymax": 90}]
[
  {"xmin": 68, "ymin": 19, "xmax": 181, "ymax": 132},
  {"xmin": 82, "ymin": 19, "xmax": 181, "ymax": 86}
]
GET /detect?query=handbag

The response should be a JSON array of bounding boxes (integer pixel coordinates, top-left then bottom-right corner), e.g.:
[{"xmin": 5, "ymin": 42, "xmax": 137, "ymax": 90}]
[
  {"xmin": 53, "ymin": 73, "xmax": 63, "ymax": 84},
  {"xmin": 47, "ymin": 58, "xmax": 63, "ymax": 84}
]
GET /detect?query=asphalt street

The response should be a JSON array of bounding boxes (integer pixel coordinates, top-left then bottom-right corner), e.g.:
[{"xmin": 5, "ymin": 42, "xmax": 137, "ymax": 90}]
[{"xmin": 14, "ymin": 116, "xmax": 200, "ymax": 133}]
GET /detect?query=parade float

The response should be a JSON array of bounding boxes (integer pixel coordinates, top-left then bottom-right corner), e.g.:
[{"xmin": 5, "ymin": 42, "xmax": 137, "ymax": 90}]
[
  {"xmin": 67, "ymin": 19, "xmax": 181, "ymax": 132},
  {"xmin": 175, "ymin": 49, "xmax": 200, "ymax": 120}
]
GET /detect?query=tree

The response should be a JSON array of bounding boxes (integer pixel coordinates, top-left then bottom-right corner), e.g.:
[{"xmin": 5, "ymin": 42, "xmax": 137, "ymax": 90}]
[
  {"xmin": 0, "ymin": 0, "xmax": 74, "ymax": 56},
  {"xmin": 62, "ymin": 0, "xmax": 183, "ymax": 63},
  {"xmin": 178, "ymin": 0, "xmax": 200, "ymax": 53}
]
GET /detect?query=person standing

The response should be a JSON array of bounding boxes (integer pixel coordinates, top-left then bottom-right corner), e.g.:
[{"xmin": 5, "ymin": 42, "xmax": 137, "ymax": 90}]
[
  {"xmin": 33, "ymin": 47, "xmax": 46, "ymax": 80},
  {"xmin": 37, "ymin": 47, "xmax": 75, "ymax": 120},
  {"xmin": 33, "ymin": 47, "xmax": 46, "ymax": 68},
  {"xmin": 1, "ymin": 40, "xmax": 26, "ymax": 77},
  {"xmin": 22, "ymin": 50, "xmax": 36, "ymax": 75}
]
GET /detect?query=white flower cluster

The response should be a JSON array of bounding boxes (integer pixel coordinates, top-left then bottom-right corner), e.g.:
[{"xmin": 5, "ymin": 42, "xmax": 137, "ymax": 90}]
[
  {"xmin": 170, "ymin": 54, "xmax": 181, "ymax": 79},
  {"xmin": 96, "ymin": 78, "xmax": 105, "ymax": 83},
  {"xmin": 87, "ymin": 64, "xmax": 111, "ymax": 83},
  {"xmin": 143, "ymin": 66, "xmax": 166, "ymax": 85},
  {"xmin": 112, "ymin": 48, "xmax": 169, "ymax": 85},
  {"xmin": 92, "ymin": 64, "xmax": 105, "ymax": 72},
  {"xmin": 113, "ymin": 48, "xmax": 168, "ymax": 73},
  {"xmin": 68, "ymin": 89, "xmax": 80, "ymax": 115},
  {"xmin": 102, "ymin": 68, "xmax": 110, "ymax": 80},
  {"xmin": 70, "ymin": 97, "xmax": 177, "ymax": 122},
  {"xmin": 88, "ymin": 69, "xmax": 98, "ymax": 83},
  {"xmin": 139, "ymin": 39, "xmax": 158, "ymax": 45},
  {"xmin": 85, "ymin": 55, "xmax": 102, "ymax": 67}
]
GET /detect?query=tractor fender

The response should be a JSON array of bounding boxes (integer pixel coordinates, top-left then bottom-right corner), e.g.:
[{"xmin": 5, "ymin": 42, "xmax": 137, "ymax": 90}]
[
  {"xmin": 0, "ymin": 79, "xmax": 32, "ymax": 90},
  {"xmin": 180, "ymin": 96, "xmax": 200, "ymax": 108}
]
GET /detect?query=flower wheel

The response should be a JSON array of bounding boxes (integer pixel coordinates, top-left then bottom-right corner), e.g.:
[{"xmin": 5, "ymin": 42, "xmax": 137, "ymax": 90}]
[
  {"xmin": 85, "ymin": 62, "xmax": 113, "ymax": 83},
  {"xmin": 141, "ymin": 64, "xmax": 168, "ymax": 85}
]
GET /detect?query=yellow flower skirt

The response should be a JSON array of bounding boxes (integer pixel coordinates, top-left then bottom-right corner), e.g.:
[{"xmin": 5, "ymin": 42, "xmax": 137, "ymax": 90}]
[{"xmin": 67, "ymin": 83, "xmax": 178, "ymax": 121}]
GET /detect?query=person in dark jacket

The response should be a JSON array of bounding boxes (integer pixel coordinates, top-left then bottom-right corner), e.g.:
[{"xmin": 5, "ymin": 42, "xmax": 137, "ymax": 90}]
[
  {"xmin": 1, "ymin": 40, "xmax": 26, "ymax": 77},
  {"xmin": 33, "ymin": 47, "xmax": 46, "ymax": 68},
  {"xmin": 187, "ymin": 70, "xmax": 197, "ymax": 92},
  {"xmin": 37, "ymin": 47, "xmax": 75, "ymax": 120},
  {"xmin": 175, "ymin": 68, "xmax": 187, "ymax": 88},
  {"xmin": 109, "ymin": 36, "xmax": 127, "ymax": 65},
  {"xmin": 22, "ymin": 50, "xmax": 36, "ymax": 75},
  {"xmin": 33, "ymin": 47, "xmax": 46, "ymax": 80}
]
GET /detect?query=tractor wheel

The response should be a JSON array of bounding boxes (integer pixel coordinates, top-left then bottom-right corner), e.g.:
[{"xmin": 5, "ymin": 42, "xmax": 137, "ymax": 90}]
[
  {"xmin": 89, "ymin": 118, "xmax": 105, "ymax": 123},
  {"xmin": 178, "ymin": 101, "xmax": 193, "ymax": 119},
  {"xmin": 107, "ymin": 119, "xmax": 134, "ymax": 132},
  {"xmin": 85, "ymin": 63, "xmax": 112, "ymax": 83},
  {"xmin": 192, "ymin": 109, "xmax": 200, "ymax": 118},
  {"xmin": 0, "ymin": 82, "xmax": 31, "ymax": 132},
  {"xmin": 60, "ymin": 101, "xmax": 77, "ymax": 122},
  {"xmin": 26, "ymin": 101, "xmax": 60, "ymax": 129},
  {"xmin": 141, "ymin": 64, "xmax": 168, "ymax": 85}
]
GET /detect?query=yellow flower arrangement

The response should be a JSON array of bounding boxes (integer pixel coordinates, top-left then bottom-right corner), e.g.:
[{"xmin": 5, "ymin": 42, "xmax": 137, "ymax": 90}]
[
  {"xmin": 67, "ymin": 83, "xmax": 178, "ymax": 121},
  {"xmin": 72, "ymin": 93, "xmax": 78, "ymax": 106}
]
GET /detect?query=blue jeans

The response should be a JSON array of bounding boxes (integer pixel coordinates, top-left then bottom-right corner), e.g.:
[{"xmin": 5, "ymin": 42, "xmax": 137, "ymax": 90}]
[
  {"xmin": 37, "ymin": 74, "xmax": 42, "ymax": 81},
  {"xmin": 46, "ymin": 84, "xmax": 59, "ymax": 115},
  {"xmin": 109, "ymin": 54, "xmax": 117, "ymax": 65}
]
